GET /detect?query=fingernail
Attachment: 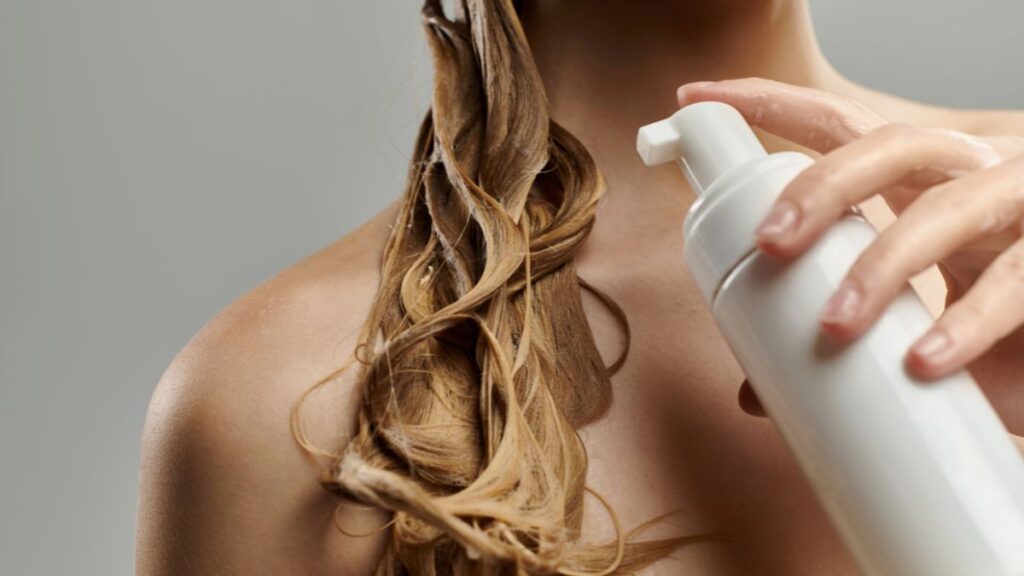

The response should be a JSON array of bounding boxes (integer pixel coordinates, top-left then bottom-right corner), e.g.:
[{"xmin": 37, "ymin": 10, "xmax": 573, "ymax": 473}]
[
  {"xmin": 756, "ymin": 199, "xmax": 801, "ymax": 243},
  {"xmin": 677, "ymin": 81, "xmax": 714, "ymax": 102},
  {"xmin": 910, "ymin": 328, "xmax": 954, "ymax": 362},
  {"xmin": 820, "ymin": 280, "xmax": 862, "ymax": 325}
]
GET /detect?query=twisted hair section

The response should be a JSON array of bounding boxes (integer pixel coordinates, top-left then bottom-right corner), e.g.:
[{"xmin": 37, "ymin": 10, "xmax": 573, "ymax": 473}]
[{"xmin": 293, "ymin": 1, "xmax": 722, "ymax": 573}]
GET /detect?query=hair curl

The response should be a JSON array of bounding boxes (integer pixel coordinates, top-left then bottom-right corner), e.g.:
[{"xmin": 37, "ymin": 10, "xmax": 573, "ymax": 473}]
[{"xmin": 294, "ymin": 1, "xmax": 721, "ymax": 573}]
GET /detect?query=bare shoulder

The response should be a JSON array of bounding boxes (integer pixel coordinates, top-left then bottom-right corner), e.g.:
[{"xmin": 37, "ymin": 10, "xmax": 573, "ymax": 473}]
[
  {"xmin": 908, "ymin": 98, "xmax": 1024, "ymax": 140},
  {"xmin": 136, "ymin": 202, "xmax": 399, "ymax": 575},
  {"xmin": 952, "ymin": 107, "xmax": 1024, "ymax": 139},
  {"xmin": 850, "ymin": 82, "xmax": 1024, "ymax": 138}
]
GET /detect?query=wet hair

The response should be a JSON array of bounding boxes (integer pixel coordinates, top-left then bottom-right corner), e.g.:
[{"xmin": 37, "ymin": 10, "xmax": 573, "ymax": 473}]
[{"xmin": 293, "ymin": 1, "xmax": 719, "ymax": 573}]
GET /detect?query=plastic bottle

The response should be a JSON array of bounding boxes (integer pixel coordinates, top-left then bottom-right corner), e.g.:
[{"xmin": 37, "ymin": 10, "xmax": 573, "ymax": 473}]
[{"xmin": 637, "ymin": 101, "xmax": 1024, "ymax": 576}]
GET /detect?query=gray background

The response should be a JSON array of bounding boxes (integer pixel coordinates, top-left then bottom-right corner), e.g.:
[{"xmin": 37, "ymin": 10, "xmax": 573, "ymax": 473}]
[{"xmin": 1, "ymin": 1, "xmax": 1021, "ymax": 574}]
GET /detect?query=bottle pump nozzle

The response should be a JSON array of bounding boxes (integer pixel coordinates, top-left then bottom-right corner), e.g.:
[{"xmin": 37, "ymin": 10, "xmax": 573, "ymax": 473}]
[{"xmin": 637, "ymin": 101, "xmax": 767, "ymax": 196}]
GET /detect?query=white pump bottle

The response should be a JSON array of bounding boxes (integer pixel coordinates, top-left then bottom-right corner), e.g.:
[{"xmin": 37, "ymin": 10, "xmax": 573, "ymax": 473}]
[{"xmin": 637, "ymin": 102, "xmax": 1024, "ymax": 576}]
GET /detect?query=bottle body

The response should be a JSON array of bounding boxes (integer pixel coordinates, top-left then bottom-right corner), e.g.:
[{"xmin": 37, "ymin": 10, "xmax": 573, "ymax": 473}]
[
  {"xmin": 692, "ymin": 158, "xmax": 1024, "ymax": 576},
  {"xmin": 639, "ymin": 102, "xmax": 1024, "ymax": 575}
]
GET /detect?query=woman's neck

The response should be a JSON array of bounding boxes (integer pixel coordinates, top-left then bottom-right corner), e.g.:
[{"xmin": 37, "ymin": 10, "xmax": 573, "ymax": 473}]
[
  {"xmin": 518, "ymin": 0, "xmax": 854, "ymax": 251},
  {"xmin": 520, "ymin": 0, "xmax": 840, "ymax": 177}
]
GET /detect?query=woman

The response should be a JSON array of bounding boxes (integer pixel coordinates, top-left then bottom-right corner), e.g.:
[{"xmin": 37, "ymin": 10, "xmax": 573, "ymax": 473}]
[{"xmin": 136, "ymin": 0, "xmax": 1024, "ymax": 574}]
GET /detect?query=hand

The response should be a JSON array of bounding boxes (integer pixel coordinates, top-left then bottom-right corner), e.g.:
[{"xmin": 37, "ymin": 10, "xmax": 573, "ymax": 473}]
[{"xmin": 676, "ymin": 78, "xmax": 1024, "ymax": 416}]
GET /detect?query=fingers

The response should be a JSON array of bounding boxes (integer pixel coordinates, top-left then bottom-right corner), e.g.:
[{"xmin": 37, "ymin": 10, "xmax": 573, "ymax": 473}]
[
  {"xmin": 906, "ymin": 234, "xmax": 1024, "ymax": 379},
  {"xmin": 754, "ymin": 124, "xmax": 1002, "ymax": 258},
  {"xmin": 819, "ymin": 157, "xmax": 1024, "ymax": 342},
  {"xmin": 679, "ymin": 78, "xmax": 1024, "ymax": 387},
  {"xmin": 676, "ymin": 77, "xmax": 885, "ymax": 153}
]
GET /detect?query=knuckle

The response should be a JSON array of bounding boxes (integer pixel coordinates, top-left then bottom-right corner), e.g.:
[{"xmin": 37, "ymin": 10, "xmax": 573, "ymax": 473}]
[
  {"xmin": 819, "ymin": 98, "xmax": 854, "ymax": 123},
  {"xmin": 829, "ymin": 100, "xmax": 883, "ymax": 138},
  {"xmin": 846, "ymin": 251, "xmax": 884, "ymax": 293},
  {"xmin": 784, "ymin": 164, "xmax": 841, "ymax": 209},
  {"xmin": 873, "ymin": 122, "xmax": 921, "ymax": 143},
  {"xmin": 852, "ymin": 233, "xmax": 915, "ymax": 292},
  {"xmin": 954, "ymin": 296, "xmax": 987, "ymax": 326},
  {"xmin": 933, "ymin": 182, "xmax": 968, "ymax": 213},
  {"xmin": 906, "ymin": 179, "xmax": 960, "ymax": 215}
]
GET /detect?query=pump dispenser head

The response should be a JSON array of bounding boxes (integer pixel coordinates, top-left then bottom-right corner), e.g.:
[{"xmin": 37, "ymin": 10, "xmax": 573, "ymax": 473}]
[
  {"xmin": 636, "ymin": 101, "xmax": 814, "ymax": 301},
  {"xmin": 637, "ymin": 101, "xmax": 767, "ymax": 195}
]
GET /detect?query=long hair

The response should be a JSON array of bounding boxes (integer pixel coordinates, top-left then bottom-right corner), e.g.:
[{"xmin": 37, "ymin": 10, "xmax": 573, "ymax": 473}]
[{"xmin": 293, "ymin": 1, "xmax": 718, "ymax": 573}]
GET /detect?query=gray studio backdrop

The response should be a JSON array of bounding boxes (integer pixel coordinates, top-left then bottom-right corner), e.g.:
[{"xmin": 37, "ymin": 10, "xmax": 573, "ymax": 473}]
[{"xmin": 1, "ymin": 1, "xmax": 1021, "ymax": 574}]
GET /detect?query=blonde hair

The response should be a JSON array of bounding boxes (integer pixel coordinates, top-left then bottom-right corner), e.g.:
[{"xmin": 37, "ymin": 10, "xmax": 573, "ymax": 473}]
[{"xmin": 293, "ymin": 1, "xmax": 723, "ymax": 573}]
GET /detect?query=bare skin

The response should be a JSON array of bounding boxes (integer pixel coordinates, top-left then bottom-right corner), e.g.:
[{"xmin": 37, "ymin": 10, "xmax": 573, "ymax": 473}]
[{"xmin": 136, "ymin": 1, "xmax": 1024, "ymax": 574}]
